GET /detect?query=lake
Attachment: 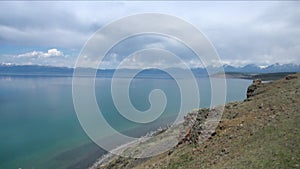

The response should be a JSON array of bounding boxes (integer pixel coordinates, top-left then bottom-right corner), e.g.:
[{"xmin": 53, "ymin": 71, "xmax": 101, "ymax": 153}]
[{"xmin": 0, "ymin": 75, "xmax": 252, "ymax": 169}]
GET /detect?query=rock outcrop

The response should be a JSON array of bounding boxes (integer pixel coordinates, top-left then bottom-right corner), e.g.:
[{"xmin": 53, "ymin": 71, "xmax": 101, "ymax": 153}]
[
  {"xmin": 285, "ymin": 74, "xmax": 298, "ymax": 80},
  {"xmin": 177, "ymin": 107, "xmax": 222, "ymax": 146},
  {"xmin": 177, "ymin": 109, "xmax": 209, "ymax": 145},
  {"xmin": 246, "ymin": 79, "xmax": 262, "ymax": 98}
]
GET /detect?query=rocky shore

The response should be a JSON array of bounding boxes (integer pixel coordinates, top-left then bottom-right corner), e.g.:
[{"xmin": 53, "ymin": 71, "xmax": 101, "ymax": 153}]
[{"xmin": 91, "ymin": 73, "xmax": 300, "ymax": 169}]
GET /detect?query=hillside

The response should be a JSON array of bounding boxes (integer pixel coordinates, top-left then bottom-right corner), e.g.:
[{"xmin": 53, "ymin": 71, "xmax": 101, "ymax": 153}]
[{"xmin": 94, "ymin": 73, "xmax": 300, "ymax": 169}]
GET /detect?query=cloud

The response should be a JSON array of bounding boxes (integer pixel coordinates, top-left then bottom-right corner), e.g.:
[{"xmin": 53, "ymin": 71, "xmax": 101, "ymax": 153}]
[
  {"xmin": 1, "ymin": 49, "xmax": 76, "ymax": 67},
  {"xmin": 83, "ymin": 34, "xmax": 203, "ymax": 69},
  {"xmin": 16, "ymin": 48, "xmax": 64, "ymax": 58},
  {"xmin": 0, "ymin": 2, "xmax": 129, "ymax": 48},
  {"xmin": 198, "ymin": 1, "xmax": 300, "ymax": 66},
  {"xmin": 0, "ymin": 1, "xmax": 299, "ymax": 68}
]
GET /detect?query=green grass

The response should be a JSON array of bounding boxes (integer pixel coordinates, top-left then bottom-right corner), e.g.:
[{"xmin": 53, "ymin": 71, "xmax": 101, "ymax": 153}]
[{"xmin": 215, "ymin": 110, "xmax": 300, "ymax": 169}]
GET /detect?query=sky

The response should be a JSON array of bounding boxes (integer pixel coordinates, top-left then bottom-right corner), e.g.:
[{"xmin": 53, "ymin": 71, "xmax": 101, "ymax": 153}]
[{"xmin": 0, "ymin": 1, "xmax": 299, "ymax": 68}]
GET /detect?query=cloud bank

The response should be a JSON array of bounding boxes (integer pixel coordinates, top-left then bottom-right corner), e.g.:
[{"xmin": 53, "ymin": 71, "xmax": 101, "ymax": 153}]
[{"xmin": 0, "ymin": 1, "xmax": 299, "ymax": 68}]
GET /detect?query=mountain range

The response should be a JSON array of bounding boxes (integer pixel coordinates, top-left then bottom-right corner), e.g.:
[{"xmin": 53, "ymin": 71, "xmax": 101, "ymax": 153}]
[
  {"xmin": 0, "ymin": 63, "xmax": 299, "ymax": 77},
  {"xmin": 221, "ymin": 63, "xmax": 300, "ymax": 73}
]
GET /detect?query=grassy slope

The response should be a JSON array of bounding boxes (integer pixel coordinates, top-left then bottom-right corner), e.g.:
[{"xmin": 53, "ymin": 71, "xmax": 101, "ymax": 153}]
[{"xmin": 97, "ymin": 73, "xmax": 300, "ymax": 169}]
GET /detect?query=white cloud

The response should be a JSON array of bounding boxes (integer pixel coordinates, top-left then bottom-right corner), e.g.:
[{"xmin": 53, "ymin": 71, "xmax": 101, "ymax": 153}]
[
  {"xmin": 16, "ymin": 49, "xmax": 64, "ymax": 58},
  {"xmin": 46, "ymin": 49, "xmax": 64, "ymax": 57}
]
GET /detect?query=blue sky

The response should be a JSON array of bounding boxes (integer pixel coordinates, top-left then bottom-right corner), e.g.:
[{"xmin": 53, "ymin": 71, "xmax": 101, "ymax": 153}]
[{"xmin": 0, "ymin": 1, "xmax": 299, "ymax": 68}]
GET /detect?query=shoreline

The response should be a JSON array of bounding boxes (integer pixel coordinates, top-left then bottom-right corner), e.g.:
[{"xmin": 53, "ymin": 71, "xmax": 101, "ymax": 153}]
[
  {"xmin": 66, "ymin": 115, "xmax": 178, "ymax": 169},
  {"xmin": 93, "ymin": 73, "xmax": 300, "ymax": 168},
  {"xmin": 87, "ymin": 122, "xmax": 179, "ymax": 169},
  {"xmin": 87, "ymin": 106, "xmax": 218, "ymax": 169}
]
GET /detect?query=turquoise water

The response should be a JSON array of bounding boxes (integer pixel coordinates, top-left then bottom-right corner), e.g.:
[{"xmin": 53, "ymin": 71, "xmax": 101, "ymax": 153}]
[{"xmin": 0, "ymin": 75, "xmax": 252, "ymax": 169}]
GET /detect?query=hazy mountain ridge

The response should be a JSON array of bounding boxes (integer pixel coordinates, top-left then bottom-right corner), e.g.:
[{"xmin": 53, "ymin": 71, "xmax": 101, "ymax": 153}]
[{"xmin": 0, "ymin": 63, "xmax": 299, "ymax": 77}]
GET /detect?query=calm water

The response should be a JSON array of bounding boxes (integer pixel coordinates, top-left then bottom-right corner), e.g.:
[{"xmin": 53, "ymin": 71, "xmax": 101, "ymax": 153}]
[{"xmin": 0, "ymin": 75, "xmax": 252, "ymax": 169}]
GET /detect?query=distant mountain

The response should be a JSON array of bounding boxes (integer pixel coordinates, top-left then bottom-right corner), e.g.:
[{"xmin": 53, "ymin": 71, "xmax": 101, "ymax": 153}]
[
  {"xmin": 262, "ymin": 63, "xmax": 300, "ymax": 73},
  {"xmin": 238, "ymin": 64, "xmax": 262, "ymax": 73},
  {"xmin": 205, "ymin": 63, "xmax": 300, "ymax": 73},
  {"xmin": 0, "ymin": 64, "xmax": 73, "ymax": 76},
  {"xmin": 192, "ymin": 63, "xmax": 300, "ymax": 75},
  {"xmin": 0, "ymin": 63, "xmax": 299, "ymax": 77}
]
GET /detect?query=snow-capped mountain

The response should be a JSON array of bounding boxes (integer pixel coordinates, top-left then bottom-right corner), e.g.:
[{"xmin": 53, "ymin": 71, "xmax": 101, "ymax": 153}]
[{"xmin": 226, "ymin": 63, "xmax": 300, "ymax": 73}]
